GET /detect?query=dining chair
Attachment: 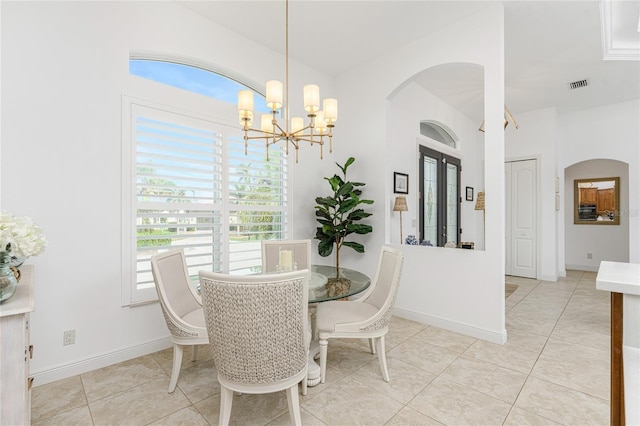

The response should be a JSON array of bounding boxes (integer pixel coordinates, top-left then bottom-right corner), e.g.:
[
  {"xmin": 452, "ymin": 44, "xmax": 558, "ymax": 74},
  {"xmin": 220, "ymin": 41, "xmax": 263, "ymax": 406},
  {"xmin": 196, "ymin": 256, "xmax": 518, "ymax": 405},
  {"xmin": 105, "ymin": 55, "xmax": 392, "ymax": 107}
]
[
  {"xmin": 315, "ymin": 245, "xmax": 404, "ymax": 383},
  {"xmin": 199, "ymin": 269, "xmax": 310, "ymax": 426},
  {"xmin": 261, "ymin": 239, "xmax": 311, "ymax": 273},
  {"xmin": 150, "ymin": 249, "xmax": 209, "ymax": 393}
]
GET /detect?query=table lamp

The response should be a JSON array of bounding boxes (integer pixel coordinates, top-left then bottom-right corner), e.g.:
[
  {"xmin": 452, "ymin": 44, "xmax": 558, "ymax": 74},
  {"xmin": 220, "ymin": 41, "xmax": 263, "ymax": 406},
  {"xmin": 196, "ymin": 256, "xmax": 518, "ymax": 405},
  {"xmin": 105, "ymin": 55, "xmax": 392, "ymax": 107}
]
[{"xmin": 393, "ymin": 196, "xmax": 408, "ymax": 244}]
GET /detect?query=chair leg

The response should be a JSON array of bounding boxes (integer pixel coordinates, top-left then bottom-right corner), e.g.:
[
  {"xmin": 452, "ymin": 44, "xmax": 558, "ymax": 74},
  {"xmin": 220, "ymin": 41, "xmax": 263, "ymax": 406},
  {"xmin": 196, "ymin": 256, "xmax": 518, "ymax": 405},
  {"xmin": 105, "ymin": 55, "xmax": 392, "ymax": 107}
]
[
  {"xmin": 301, "ymin": 370, "xmax": 308, "ymax": 396},
  {"xmin": 191, "ymin": 345, "xmax": 198, "ymax": 362},
  {"xmin": 286, "ymin": 384, "xmax": 303, "ymax": 426},
  {"xmin": 319, "ymin": 338, "xmax": 328, "ymax": 384},
  {"xmin": 376, "ymin": 335, "xmax": 390, "ymax": 382},
  {"xmin": 168, "ymin": 344, "xmax": 183, "ymax": 393},
  {"xmin": 369, "ymin": 338, "xmax": 376, "ymax": 354},
  {"xmin": 218, "ymin": 386, "xmax": 234, "ymax": 426}
]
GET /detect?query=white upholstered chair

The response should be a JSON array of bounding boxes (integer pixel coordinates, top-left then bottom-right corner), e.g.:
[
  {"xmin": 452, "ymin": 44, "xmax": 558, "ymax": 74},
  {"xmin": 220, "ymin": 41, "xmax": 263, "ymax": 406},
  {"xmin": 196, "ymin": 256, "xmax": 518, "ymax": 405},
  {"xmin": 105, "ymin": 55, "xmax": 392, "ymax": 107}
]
[
  {"xmin": 261, "ymin": 239, "xmax": 311, "ymax": 273},
  {"xmin": 315, "ymin": 246, "xmax": 404, "ymax": 383},
  {"xmin": 150, "ymin": 249, "xmax": 209, "ymax": 393},
  {"xmin": 199, "ymin": 269, "xmax": 310, "ymax": 426}
]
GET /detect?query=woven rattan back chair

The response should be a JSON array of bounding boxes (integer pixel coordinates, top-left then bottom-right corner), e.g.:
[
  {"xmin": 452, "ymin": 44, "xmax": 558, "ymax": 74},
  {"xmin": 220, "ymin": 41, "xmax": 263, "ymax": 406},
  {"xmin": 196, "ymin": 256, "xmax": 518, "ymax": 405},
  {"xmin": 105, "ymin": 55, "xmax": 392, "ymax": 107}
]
[
  {"xmin": 261, "ymin": 239, "xmax": 311, "ymax": 273},
  {"xmin": 199, "ymin": 269, "xmax": 310, "ymax": 426},
  {"xmin": 150, "ymin": 249, "xmax": 209, "ymax": 393},
  {"xmin": 315, "ymin": 246, "xmax": 404, "ymax": 384}
]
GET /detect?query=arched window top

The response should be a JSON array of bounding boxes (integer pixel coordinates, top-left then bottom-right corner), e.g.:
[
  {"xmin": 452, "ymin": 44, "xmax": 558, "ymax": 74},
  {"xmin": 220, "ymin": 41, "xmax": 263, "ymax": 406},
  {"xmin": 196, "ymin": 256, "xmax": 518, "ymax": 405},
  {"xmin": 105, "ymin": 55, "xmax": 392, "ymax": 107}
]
[
  {"xmin": 129, "ymin": 57, "xmax": 270, "ymax": 113},
  {"xmin": 420, "ymin": 120, "xmax": 458, "ymax": 148}
]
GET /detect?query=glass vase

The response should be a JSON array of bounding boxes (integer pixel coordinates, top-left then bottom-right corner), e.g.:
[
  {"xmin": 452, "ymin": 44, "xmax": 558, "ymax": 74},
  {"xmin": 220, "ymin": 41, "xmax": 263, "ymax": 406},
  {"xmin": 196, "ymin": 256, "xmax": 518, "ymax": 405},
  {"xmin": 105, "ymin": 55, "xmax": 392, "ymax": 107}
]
[{"xmin": 0, "ymin": 251, "xmax": 19, "ymax": 303}]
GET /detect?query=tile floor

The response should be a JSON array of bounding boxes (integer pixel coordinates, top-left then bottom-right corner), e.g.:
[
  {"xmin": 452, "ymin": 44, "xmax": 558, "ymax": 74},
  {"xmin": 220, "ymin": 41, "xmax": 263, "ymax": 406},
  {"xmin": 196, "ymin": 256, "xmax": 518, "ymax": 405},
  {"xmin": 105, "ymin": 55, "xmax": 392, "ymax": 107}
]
[{"xmin": 32, "ymin": 270, "xmax": 611, "ymax": 425}]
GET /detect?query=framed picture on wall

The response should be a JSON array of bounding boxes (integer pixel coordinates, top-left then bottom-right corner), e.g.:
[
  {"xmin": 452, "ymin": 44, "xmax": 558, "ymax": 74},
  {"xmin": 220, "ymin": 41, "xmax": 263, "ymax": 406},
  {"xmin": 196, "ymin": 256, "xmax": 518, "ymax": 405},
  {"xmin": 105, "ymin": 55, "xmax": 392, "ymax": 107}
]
[
  {"xmin": 394, "ymin": 172, "xmax": 409, "ymax": 194},
  {"xmin": 466, "ymin": 186, "xmax": 474, "ymax": 201}
]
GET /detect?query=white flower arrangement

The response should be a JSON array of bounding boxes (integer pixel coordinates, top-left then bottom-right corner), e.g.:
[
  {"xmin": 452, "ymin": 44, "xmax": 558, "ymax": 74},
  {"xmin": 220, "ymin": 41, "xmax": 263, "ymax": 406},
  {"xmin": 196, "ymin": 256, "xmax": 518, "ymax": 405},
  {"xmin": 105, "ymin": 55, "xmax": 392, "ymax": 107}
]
[{"xmin": 0, "ymin": 212, "xmax": 47, "ymax": 259}]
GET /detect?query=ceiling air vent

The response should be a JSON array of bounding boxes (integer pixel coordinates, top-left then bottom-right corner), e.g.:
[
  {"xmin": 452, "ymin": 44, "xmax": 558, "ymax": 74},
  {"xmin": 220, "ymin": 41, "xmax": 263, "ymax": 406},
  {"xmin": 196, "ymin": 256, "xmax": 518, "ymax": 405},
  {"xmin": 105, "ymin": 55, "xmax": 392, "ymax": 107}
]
[{"xmin": 569, "ymin": 79, "xmax": 589, "ymax": 90}]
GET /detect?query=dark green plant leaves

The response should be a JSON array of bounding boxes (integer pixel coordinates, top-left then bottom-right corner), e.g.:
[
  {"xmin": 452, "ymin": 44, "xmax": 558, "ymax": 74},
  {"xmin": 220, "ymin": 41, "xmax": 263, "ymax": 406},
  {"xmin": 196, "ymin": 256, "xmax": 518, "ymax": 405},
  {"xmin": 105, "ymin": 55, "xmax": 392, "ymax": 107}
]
[{"xmin": 314, "ymin": 157, "xmax": 374, "ymax": 258}]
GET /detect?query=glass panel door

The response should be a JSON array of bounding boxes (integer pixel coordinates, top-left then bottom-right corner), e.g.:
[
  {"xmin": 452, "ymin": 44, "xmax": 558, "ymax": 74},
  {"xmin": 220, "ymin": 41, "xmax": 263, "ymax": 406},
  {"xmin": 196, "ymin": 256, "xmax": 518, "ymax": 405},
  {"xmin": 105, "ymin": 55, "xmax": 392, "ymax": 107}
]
[
  {"xmin": 423, "ymin": 156, "xmax": 438, "ymax": 245},
  {"xmin": 419, "ymin": 145, "xmax": 461, "ymax": 247},
  {"xmin": 446, "ymin": 162, "xmax": 459, "ymax": 245}
]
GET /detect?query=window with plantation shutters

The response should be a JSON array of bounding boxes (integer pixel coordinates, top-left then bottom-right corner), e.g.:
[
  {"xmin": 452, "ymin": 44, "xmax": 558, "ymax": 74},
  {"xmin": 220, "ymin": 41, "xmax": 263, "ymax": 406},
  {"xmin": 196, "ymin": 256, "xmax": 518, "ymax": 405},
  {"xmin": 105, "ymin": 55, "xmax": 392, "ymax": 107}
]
[{"xmin": 122, "ymin": 59, "xmax": 289, "ymax": 305}]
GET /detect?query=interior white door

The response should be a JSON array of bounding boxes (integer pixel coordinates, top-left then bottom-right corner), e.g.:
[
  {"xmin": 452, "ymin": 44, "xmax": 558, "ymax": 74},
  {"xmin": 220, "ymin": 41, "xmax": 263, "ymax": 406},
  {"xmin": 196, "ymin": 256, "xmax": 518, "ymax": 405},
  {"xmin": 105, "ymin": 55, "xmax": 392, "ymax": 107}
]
[{"xmin": 505, "ymin": 160, "xmax": 537, "ymax": 279}]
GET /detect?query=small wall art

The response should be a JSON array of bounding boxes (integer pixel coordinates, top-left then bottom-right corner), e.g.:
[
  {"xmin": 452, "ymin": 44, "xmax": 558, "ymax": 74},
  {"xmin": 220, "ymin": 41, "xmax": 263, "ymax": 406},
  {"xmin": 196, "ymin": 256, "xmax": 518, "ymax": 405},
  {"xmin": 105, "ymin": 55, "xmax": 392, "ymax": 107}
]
[
  {"xmin": 466, "ymin": 186, "xmax": 474, "ymax": 201},
  {"xmin": 394, "ymin": 172, "xmax": 408, "ymax": 194}
]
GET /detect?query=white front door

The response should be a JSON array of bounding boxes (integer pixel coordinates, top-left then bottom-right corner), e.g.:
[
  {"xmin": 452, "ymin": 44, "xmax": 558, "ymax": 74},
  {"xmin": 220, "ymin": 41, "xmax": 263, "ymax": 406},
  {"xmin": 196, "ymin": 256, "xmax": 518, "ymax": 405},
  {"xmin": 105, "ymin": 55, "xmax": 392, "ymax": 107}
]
[{"xmin": 505, "ymin": 160, "xmax": 537, "ymax": 278}]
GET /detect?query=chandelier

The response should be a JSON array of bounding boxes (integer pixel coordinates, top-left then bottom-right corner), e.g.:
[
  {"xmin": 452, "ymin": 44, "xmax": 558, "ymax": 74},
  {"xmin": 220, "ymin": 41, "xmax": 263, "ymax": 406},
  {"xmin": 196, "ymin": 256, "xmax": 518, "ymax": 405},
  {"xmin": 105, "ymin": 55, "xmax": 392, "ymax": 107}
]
[
  {"xmin": 237, "ymin": 0, "xmax": 337, "ymax": 163},
  {"xmin": 478, "ymin": 105, "xmax": 519, "ymax": 132}
]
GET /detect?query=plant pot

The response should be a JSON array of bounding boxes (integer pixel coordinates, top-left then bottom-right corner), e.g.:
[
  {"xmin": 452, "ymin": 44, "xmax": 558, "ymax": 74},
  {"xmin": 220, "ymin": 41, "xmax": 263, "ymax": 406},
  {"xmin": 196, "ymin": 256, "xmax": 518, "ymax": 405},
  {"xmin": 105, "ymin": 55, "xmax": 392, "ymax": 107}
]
[{"xmin": 326, "ymin": 277, "xmax": 351, "ymax": 300}]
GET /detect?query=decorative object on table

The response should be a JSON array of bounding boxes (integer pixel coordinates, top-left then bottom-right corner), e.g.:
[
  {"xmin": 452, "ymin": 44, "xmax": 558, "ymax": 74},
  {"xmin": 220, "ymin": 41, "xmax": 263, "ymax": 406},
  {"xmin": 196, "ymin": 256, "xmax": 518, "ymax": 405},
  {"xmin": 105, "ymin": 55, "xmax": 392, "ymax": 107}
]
[
  {"xmin": 393, "ymin": 196, "xmax": 408, "ymax": 244},
  {"xmin": 261, "ymin": 239, "xmax": 310, "ymax": 273},
  {"xmin": 393, "ymin": 172, "xmax": 409, "ymax": 194},
  {"xmin": 444, "ymin": 241, "xmax": 457, "ymax": 248},
  {"xmin": 466, "ymin": 186, "xmax": 474, "ymax": 201},
  {"xmin": 0, "ymin": 212, "xmax": 47, "ymax": 303},
  {"xmin": 236, "ymin": 0, "xmax": 337, "ymax": 164},
  {"xmin": 314, "ymin": 157, "xmax": 373, "ymax": 284},
  {"xmin": 458, "ymin": 241, "xmax": 475, "ymax": 249},
  {"xmin": 405, "ymin": 234, "xmax": 418, "ymax": 245}
]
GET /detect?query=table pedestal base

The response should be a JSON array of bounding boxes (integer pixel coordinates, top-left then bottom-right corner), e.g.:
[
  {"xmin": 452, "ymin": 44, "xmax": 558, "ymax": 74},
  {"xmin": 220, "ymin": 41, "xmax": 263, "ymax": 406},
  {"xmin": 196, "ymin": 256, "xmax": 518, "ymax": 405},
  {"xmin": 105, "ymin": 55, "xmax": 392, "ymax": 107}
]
[{"xmin": 307, "ymin": 341, "xmax": 321, "ymax": 387}]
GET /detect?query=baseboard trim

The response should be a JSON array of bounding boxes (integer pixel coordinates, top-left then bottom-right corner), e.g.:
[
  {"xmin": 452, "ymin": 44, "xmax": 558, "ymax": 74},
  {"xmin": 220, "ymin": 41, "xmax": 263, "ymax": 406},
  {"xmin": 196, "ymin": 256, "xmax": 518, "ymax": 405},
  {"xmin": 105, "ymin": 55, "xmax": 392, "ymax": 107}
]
[
  {"xmin": 393, "ymin": 307, "xmax": 507, "ymax": 344},
  {"xmin": 539, "ymin": 273, "xmax": 558, "ymax": 282},
  {"xmin": 565, "ymin": 264, "xmax": 599, "ymax": 272},
  {"xmin": 31, "ymin": 337, "xmax": 172, "ymax": 387}
]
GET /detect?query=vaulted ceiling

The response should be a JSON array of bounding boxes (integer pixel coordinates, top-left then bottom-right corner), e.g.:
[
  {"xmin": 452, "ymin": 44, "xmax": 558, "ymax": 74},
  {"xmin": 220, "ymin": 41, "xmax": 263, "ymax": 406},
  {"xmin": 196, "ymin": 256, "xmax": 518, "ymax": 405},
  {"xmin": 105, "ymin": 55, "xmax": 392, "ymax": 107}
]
[{"xmin": 178, "ymin": 1, "xmax": 640, "ymax": 123}]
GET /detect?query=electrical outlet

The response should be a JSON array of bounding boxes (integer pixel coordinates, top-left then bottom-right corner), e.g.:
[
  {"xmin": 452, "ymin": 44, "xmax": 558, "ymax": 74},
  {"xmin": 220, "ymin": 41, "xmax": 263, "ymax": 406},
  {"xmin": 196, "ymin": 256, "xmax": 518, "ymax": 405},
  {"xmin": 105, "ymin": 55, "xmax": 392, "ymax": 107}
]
[
  {"xmin": 587, "ymin": 253, "xmax": 593, "ymax": 259},
  {"xmin": 63, "ymin": 330, "xmax": 76, "ymax": 346}
]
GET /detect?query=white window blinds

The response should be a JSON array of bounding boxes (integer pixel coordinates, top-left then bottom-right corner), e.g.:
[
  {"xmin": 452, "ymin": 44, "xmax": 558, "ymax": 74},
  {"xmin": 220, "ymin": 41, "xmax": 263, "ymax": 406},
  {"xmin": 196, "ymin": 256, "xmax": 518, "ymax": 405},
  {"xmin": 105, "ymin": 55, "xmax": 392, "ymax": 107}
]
[{"xmin": 123, "ymin": 99, "xmax": 288, "ymax": 305}]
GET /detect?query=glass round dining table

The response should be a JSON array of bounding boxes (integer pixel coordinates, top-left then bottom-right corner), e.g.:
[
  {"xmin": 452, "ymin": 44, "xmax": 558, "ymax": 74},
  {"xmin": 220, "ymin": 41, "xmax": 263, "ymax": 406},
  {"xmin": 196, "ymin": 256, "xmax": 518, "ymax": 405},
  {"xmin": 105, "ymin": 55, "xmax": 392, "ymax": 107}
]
[{"xmin": 308, "ymin": 265, "xmax": 371, "ymax": 303}]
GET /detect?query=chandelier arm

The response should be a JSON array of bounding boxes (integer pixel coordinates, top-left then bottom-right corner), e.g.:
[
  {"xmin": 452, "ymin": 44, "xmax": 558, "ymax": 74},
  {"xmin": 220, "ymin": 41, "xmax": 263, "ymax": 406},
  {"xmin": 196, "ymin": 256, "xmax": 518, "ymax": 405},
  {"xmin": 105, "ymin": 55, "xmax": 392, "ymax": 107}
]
[
  {"xmin": 291, "ymin": 135, "xmax": 325, "ymax": 146},
  {"xmin": 289, "ymin": 122, "xmax": 314, "ymax": 137}
]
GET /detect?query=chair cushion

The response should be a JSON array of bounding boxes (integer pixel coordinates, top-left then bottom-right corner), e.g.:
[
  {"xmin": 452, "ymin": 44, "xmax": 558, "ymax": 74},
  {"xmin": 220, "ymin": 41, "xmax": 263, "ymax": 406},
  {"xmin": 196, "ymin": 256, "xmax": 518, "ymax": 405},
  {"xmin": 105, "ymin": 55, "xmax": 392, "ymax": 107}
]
[
  {"xmin": 316, "ymin": 301, "xmax": 378, "ymax": 332},
  {"xmin": 182, "ymin": 307, "xmax": 206, "ymax": 328}
]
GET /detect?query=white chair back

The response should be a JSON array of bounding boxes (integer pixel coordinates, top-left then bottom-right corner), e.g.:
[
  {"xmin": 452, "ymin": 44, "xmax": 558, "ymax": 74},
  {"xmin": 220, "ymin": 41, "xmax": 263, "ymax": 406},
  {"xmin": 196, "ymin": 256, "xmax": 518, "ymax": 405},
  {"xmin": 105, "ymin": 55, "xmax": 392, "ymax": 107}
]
[
  {"xmin": 151, "ymin": 249, "xmax": 201, "ymax": 320},
  {"xmin": 199, "ymin": 269, "xmax": 310, "ymax": 385}
]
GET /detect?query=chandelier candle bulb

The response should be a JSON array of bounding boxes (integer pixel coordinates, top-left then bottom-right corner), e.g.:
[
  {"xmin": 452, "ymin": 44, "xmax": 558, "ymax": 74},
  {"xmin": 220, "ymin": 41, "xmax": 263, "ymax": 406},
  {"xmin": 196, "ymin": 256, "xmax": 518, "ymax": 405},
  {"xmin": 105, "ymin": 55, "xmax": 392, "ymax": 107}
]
[
  {"xmin": 266, "ymin": 80, "xmax": 283, "ymax": 109},
  {"xmin": 304, "ymin": 84, "xmax": 320, "ymax": 112},
  {"xmin": 239, "ymin": 111, "xmax": 253, "ymax": 126},
  {"xmin": 323, "ymin": 98, "xmax": 338, "ymax": 122},
  {"xmin": 238, "ymin": 90, "xmax": 254, "ymax": 115},
  {"xmin": 291, "ymin": 117, "xmax": 304, "ymax": 134},
  {"xmin": 314, "ymin": 110, "xmax": 327, "ymax": 133},
  {"xmin": 260, "ymin": 114, "xmax": 272, "ymax": 132}
]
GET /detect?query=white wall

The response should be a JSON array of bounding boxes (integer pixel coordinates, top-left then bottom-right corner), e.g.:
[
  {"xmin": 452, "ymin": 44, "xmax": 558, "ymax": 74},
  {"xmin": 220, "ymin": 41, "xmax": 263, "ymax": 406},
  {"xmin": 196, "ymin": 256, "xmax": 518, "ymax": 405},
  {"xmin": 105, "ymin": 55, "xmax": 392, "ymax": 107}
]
[
  {"xmin": 386, "ymin": 80, "xmax": 482, "ymax": 247},
  {"xmin": 334, "ymin": 4, "xmax": 507, "ymax": 343},
  {"xmin": 1, "ymin": 1, "xmax": 335, "ymax": 384},
  {"xmin": 505, "ymin": 107, "xmax": 559, "ymax": 280},
  {"xmin": 558, "ymin": 100, "xmax": 640, "ymax": 266},
  {"xmin": 564, "ymin": 160, "xmax": 629, "ymax": 270}
]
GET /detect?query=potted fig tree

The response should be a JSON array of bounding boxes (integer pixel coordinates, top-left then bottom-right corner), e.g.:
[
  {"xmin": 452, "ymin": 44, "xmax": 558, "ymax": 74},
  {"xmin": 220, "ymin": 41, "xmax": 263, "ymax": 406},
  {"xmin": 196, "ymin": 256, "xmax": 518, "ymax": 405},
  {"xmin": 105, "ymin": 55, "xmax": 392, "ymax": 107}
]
[{"xmin": 314, "ymin": 157, "xmax": 374, "ymax": 295}]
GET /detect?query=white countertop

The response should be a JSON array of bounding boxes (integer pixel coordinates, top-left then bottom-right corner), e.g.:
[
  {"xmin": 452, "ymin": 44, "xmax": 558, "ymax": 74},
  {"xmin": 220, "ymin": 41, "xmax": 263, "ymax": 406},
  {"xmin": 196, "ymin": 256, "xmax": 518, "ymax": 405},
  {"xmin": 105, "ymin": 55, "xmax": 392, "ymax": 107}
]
[{"xmin": 596, "ymin": 261, "xmax": 640, "ymax": 295}]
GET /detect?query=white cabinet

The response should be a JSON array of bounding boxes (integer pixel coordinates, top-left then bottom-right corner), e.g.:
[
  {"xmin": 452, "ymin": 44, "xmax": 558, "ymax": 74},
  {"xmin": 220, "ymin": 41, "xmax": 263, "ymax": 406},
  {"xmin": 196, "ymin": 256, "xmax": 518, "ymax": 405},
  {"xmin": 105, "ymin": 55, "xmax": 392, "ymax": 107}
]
[{"xmin": 0, "ymin": 266, "xmax": 34, "ymax": 425}]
